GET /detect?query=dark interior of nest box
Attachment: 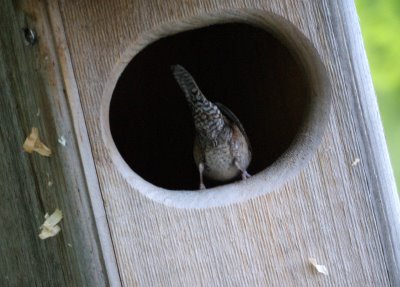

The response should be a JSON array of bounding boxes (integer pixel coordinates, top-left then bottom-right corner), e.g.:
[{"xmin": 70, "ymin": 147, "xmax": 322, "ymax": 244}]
[{"xmin": 110, "ymin": 23, "xmax": 310, "ymax": 190}]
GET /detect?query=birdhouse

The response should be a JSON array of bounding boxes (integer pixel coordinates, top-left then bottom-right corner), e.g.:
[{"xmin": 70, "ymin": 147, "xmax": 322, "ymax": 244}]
[{"xmin": 2, "ymin": 0, "xmax": 400, "ymax": 286}]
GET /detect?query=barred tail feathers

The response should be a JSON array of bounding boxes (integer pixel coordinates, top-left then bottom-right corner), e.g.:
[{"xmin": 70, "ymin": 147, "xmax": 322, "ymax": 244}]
[{"xmin": 171, "ymin": 65, "xmax": 224, "ymax": 138}]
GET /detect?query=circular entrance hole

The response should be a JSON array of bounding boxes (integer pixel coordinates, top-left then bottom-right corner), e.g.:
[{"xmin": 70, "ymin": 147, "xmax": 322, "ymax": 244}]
[
  {"xmin": 106, "ymin": 11, "xmax": 331, "ymax": 202},
  {"xmin": 110, "ymin": 22, "xmax": 315, "ymax": 190}
]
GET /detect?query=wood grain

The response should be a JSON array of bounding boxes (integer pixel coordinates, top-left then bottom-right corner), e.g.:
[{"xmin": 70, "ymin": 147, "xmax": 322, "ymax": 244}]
[
  {"xmin": 0, "ymin": 0, "xmax": 109, "ymax": 286},
  {"xmin": 3, "ymin": 0, "xmax": 398, "ymax": 286},
  {"xmin": 57, "ymin": 0, "xmax": 399, "ymax": 286}
]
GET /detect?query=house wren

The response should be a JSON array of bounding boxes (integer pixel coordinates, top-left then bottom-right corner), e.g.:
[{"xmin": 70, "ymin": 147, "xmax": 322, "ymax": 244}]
[{"xmin": 171, "ymin": 65, "xmax": 251, "ymax": 189}]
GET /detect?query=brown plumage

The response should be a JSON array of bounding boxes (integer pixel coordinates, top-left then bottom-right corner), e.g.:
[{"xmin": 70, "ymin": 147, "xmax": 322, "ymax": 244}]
[{"xmin": 171, "ymin": 65, "xmax": 252, "ymax": 189}]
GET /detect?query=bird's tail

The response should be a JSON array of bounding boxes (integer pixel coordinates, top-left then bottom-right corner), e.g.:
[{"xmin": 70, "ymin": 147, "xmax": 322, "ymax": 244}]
[{"xmin": 171, "ymin": 65, "xmax": 224, "ymax": 139}]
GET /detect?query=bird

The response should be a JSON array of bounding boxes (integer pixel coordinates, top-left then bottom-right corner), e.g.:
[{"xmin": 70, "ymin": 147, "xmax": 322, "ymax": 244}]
[{"xmin": 171, "ymin": 64, "xmax": 252, "ymax": 190}]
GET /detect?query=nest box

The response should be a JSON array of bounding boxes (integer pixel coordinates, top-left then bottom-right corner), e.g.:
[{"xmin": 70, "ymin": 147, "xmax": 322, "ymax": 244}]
[{"xmin": 1, "ymin": 0, "xmax": 399, "ymax": 286}]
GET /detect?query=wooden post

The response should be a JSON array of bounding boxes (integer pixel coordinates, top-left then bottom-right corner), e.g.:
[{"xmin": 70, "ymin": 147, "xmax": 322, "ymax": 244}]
[
  {"xmin": 0, "ymin": 0, "xmax": 114, "ymax": 286},
  {"xmin": 1, "ymin": 0, "xmax": 399, "ymax": 286}
]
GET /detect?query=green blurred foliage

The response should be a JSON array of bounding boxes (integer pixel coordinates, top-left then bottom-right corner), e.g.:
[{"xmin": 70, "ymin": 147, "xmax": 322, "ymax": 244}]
[{"xmin": 356, "ymin": 0, "xmax": 400, "ymax": 190}]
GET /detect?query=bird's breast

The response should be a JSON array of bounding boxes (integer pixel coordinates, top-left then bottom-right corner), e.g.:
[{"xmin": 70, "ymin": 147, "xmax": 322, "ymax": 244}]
[{"xmin": 202, "ymin": 144, "xmax": 240, "ymax": 181}]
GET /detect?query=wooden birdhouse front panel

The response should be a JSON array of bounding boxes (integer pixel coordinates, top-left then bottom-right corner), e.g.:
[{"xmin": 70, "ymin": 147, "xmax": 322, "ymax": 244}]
[
  {"xmin": 57, "ymin": 0, "xmax": 399, "ymax": 286},
  {"xmin": 3, "ymin": 0, "xmax": 398, "ymax": 286}
]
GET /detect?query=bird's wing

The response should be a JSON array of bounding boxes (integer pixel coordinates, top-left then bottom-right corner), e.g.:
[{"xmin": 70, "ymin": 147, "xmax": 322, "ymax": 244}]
[{"xmin": 214, "ymin": 102, "xmax": 252, "ymax": 152}]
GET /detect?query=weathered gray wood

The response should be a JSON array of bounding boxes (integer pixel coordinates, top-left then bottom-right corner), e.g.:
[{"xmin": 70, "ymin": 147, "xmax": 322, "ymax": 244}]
[
  {"xmin": 3, "ymin": 0, "xmax": 399, "ymax": 286},
  {"xmin": 326, "ymin": 1, "xmax": 400, "ymax": 282},
  {"xmin": 55, "ymin": 0, "xmax": 400, "ymax": 285},
  {"xmin": 55, "ymin": 0, "xmax": 400, "ymax": 286},
  {"xmin": 0, "ymin": 0, "xmax": 111, "ymax": 286}
]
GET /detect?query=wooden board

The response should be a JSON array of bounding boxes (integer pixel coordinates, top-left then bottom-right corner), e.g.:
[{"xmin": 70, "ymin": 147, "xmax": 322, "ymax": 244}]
[
  {"xmin": 2, "ymin": 0, "xmax": 399, "ymax": 286},
  {"xmin": 0, "ymin": 0, "xmax": 112, "ymax": 286},
  {"xmin": 56, "ymin": 0, "xmax": 400, "ymax": 286}
]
